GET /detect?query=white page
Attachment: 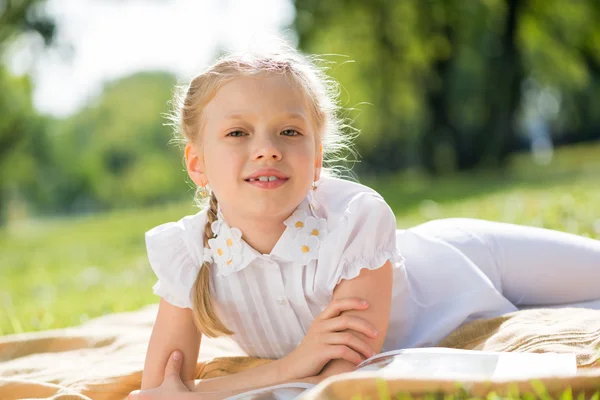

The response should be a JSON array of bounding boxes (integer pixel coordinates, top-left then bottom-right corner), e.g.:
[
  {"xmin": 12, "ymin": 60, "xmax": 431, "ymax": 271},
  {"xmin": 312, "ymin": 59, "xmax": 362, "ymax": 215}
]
[
  {"xmin": 357, "ymin": 347, "xmax": 577, "ymax": 380},
  {"xmin": 493, "ymin": 352, "xmax": 577, "ymax": 380}
]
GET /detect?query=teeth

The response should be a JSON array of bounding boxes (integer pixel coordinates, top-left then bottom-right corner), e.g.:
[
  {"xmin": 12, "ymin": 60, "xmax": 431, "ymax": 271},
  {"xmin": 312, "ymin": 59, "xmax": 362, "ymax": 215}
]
[{"xmin": 249, "ymin": 176, "xmax": 279, "ymax": 182}]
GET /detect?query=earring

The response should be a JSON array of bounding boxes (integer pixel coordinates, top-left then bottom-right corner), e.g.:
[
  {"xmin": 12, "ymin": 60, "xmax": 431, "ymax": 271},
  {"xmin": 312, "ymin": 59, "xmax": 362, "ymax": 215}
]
[
  {"xmin": 197, "ymin": 185, "xmax": 209, "ymax": 199},
  {"xmin": 309, "ymin": 181, "xmax": 318, "ymax": 212}
]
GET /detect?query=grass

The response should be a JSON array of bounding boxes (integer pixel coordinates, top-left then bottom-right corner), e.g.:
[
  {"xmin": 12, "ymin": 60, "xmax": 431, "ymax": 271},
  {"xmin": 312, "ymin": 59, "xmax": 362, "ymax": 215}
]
[
  {"xmin": 1, "ymin": 141, "xmax": 599, "ymax": 336},
  {"xmin": 350, "ymin": 379, "xmax": 600, "ymax": 400}
]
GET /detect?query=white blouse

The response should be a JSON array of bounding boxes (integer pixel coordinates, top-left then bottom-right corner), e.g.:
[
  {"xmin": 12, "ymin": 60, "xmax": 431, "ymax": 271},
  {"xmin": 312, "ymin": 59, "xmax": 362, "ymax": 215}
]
[{"xmin": 146, "ymin": 177, "xmax": 519, "ymax": 359}]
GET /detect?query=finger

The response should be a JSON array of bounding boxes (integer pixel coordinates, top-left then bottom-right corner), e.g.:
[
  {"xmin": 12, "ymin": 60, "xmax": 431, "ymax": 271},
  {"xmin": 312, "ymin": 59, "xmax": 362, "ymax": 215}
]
[
  {"xmin": 328, "ymin": 332, "xmax": 376, "ymax": 360},
  {"xmin": 318, "ymin": 298, "xmax": 368, "ymax": 320},
  {"xmin": 127, "ymin": 390, "xmax": 140, "ymax": 400},
  {"xmin": 164, "ymin": 350, "xmax": 183, "ymax": 379},
  {"xmin": 324, "ymin": 315, "xmax": 379, "ymax": 338},
  {"xmin": 182, "ymin": 379, "xmax": 196, "ymax": 391},
  {"xmin": 325, "ymin": 344, "xmax": 364, "ymax": 366}
]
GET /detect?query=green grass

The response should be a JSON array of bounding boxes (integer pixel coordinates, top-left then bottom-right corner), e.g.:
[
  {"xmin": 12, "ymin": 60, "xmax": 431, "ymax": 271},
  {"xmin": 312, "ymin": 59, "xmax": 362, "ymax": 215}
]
[
  {"xmin": 350, "ymin": 379, "xmax": 600, "ymax": 400},
  {"xmin": 1, "ymin": 141, "xmax": 599, "ymax": 336}
]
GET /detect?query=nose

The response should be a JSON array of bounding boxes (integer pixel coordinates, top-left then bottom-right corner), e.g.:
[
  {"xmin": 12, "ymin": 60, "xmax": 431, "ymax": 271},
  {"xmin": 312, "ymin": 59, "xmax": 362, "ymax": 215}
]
[{"xmin": 252, "ymin": 136, "xmax": 282, "ymax": 162}]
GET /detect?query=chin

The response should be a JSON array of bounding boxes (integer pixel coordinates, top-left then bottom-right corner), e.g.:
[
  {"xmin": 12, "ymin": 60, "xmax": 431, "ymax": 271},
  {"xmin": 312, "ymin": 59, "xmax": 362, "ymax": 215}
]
[{"xmin": 248, "ymin": 199, "xmax": 295, "ymax": 219}]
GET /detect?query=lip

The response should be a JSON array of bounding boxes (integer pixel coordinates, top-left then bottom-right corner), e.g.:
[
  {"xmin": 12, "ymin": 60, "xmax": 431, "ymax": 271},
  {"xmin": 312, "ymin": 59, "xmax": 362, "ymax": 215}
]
[
  {"xmin": 244, "ymin": 168, "xmax": 289, "ymax": 181},
  {"xmin": 246, "ymin": 179, "xmax": 288, "ymax": 190}
]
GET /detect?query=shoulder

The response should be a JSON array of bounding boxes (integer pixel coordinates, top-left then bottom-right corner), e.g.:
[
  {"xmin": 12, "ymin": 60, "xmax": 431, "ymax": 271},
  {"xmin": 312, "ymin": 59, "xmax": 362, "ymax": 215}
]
[
  {"xmin": 145, "ymin": 209, "xmax": 209, "ymax": 309},
  {"xmin": 313, "ymin": 177, "xmax": 403, "ymax": 293},
  {"xmin": 146, "ymin": 208, "xmax": 208, "ymax": 239},
  {"xmin": 314, "ymin": 177, "xmax": 392, "ymax": 228},
  {"xmin": 145, "ymin": 209, "xmax": 208, "ymax": 265},
  {"xmin": 313, "ymin": 176, "xmax": 397, "ymax": 251}
]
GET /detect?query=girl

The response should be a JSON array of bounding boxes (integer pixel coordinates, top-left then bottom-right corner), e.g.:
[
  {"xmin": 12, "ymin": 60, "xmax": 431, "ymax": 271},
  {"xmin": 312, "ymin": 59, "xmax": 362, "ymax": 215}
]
[{"xmin": 130, "ymin": 45, "xmax": 600, "ymax": 399}]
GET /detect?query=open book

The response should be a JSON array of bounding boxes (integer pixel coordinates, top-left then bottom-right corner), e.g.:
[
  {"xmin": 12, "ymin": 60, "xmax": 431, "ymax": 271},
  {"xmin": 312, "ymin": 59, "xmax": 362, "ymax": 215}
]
[{"xmin": 225, "ymin": 347, "xmax": 577, "ymax": 400}]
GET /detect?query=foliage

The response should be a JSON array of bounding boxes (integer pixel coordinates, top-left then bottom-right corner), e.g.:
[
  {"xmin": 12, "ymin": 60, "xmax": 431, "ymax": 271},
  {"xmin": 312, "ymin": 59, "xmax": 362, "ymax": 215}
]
[
  {"xmin": 0, "ymin": 1, "xmax": 190, "ymax": 220},
  {"xmin": 292, "ymin": 0, "xmax": 600, "ymax": 173},
  {"xmin": 0, "ymin": 0, "xmax": 55, "ymax": 222},
  {"xmin": 0, "ymin": 67, "xmax": 49, "ymax": 221},
  {"xmin": 39, "ymin": 71, "xmax": 189, "ymax": 213},
  {"xmin": 0, "ymin": 0, "xmax": 54, "ymax": 50}
]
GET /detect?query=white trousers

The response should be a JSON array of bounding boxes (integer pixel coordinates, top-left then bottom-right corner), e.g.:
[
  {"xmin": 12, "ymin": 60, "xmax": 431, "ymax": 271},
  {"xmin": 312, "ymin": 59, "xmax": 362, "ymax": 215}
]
[{"xmin": 411, "ymin": 218, "xmax": 600, "ymax": 308}]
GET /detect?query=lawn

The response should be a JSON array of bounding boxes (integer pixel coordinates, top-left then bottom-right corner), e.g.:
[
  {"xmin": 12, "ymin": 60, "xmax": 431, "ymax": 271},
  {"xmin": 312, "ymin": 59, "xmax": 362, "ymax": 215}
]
[{"xmin": 1, "ymin": 141, "xmax": 599, "ymax": 336}]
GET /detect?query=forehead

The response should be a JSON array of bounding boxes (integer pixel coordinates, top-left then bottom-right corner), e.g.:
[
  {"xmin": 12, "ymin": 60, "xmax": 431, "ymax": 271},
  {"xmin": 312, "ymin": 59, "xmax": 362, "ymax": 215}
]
[{"xmin": 204, "ymin": 73, "xmax": 313, "ymax": 123}]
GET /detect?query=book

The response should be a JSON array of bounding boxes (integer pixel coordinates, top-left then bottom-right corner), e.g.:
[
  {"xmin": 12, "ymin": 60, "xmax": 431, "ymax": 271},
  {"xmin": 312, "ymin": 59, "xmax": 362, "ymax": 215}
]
[{"xmin": 224, "ymin": 347, "xmax": 577, "ymax": 400}]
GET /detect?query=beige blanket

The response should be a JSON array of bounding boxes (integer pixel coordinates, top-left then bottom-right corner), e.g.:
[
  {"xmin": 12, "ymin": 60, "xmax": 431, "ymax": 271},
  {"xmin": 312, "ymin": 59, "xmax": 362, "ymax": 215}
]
[
  {"xmin": 1, "ymin": 305, "xmax": 599, "ymax": 400},
  {"xmin": 306, "ymin": 308, "xmax": 600, "ymax": 399}
]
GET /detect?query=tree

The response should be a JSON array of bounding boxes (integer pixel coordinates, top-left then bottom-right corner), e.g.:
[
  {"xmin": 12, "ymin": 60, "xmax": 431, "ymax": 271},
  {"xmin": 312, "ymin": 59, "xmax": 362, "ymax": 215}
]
[
  {"xmin": 0, "ymin": 0, "xmax": 55, "ymax": 161},
  {"xmin": 0, "ymin": 0, "xmax": 55, "ymax": 223},
  {"xmin": 46, "ymin": 71, "xmax": 187, "ymax": 213},
  {"xmin": 292, "ymin": 0, "xmax": 600, "ymax": 174}
]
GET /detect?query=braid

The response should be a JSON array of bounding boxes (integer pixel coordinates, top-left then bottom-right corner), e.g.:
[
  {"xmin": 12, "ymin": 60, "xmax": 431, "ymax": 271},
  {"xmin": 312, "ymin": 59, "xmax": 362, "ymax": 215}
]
[{"xmin": 191, "ymin": 191, "xmax": 234, "ymax": 337}]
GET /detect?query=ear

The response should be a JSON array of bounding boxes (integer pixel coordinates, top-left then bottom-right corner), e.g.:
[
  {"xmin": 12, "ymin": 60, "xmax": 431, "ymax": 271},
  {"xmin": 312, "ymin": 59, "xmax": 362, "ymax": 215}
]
[
  {"xmin": 314, "ymin": 142, "xmax": 323, "ymax": 182},
  {"xmin": 185, "ymin": 142, "xmax": 207, "ymax": 187}
]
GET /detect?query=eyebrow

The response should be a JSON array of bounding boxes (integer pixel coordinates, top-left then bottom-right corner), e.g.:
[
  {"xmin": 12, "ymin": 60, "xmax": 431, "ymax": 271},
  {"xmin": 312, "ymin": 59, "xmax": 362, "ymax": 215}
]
[{"xmin": 223, "ymin": 112, "xmax": 309, "ymax": 123}]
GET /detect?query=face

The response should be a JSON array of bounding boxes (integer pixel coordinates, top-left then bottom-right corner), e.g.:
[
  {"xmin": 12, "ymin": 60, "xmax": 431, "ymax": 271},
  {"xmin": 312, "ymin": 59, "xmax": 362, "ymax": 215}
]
[{"xmin": 185, "ymin": 73, "xmax": 322, "ymax": 223}]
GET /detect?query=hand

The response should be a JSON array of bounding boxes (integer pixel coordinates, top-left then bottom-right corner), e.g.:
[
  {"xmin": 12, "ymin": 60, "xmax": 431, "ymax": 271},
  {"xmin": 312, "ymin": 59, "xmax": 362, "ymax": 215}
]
[
  {"xmin": 128, "ymin": 351, "xmax": 192, "ymax": 400},
  {"xmin": 279, "ymin": 297, "xmax": 379, "ymax": 380}
]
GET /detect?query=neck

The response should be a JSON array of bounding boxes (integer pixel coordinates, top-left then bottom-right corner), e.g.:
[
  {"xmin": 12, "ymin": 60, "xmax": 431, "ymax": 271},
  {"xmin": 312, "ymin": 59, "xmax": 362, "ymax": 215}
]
[{"xmin": 219, "ymin": 209, "xmax": 287, "ymax": 255}]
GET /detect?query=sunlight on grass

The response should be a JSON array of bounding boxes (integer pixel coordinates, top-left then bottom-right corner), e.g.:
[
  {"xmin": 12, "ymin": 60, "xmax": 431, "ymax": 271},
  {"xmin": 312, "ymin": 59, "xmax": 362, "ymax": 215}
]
[{"xmin": 344, "ymin": 379, "xmax": 600, "ymax": 400}]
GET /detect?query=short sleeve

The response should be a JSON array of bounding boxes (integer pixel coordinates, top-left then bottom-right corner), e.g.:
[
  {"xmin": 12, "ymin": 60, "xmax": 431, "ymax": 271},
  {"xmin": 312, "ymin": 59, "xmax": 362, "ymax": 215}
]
[
  {"xmin": 145, "ymin": 212, "xmax": 207, "ymax": 309},
  {"xmin": 323, "ymin": 192, "xmax": 405, "ymax": 293}
]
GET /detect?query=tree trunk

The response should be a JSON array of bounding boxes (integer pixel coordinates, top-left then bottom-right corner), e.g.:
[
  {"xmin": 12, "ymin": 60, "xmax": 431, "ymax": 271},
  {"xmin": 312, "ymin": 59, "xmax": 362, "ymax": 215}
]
[
  {"xmin": 367, "ymin": 0, "xmax": 408, "ymax": 172},
  {"xmin": 419, "ymin": 0, "xmax": 476, "ymax": 174},
  {"xmin": 479, "ymin": 0, "xmax": 524, "ymax": 166}
]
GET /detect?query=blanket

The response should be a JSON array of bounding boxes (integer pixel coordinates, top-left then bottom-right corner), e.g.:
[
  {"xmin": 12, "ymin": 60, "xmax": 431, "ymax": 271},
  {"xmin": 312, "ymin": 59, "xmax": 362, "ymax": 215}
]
[
  {"xmin": 305, "ymin": 307, "xmax": 600, "ymax": 399},
  {"xmin": 1, "ymin": 305, "xmax": 600, "ymax": 400}
]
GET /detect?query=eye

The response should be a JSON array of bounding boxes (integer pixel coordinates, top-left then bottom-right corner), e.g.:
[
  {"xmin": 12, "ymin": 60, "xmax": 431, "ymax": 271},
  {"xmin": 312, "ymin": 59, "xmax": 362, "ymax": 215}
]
[
  {"xmin": 226, "ymin": 130, "xmax": 247, "ymax": 137},
  {"xmin": 281, "ymin": 129, "xmax": 300, "ymax": 137}
]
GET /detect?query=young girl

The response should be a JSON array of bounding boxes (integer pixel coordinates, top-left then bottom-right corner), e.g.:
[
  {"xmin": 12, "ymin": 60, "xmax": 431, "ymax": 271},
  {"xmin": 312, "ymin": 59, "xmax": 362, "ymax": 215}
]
[{"xmin": 130, "ymin": 45, "xmax": 600, "ymax": 399}]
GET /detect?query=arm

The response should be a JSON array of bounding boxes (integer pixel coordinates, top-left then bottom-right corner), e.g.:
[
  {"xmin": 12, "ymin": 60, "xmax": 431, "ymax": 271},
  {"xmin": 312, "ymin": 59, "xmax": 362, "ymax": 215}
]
[
  {"xmin": 190, "ymin": 374, "xmax": 320, "ymax": 399},
  {"xmin": 132, "ymin": 348, "xmax": 320, "ymax": 400},
  {"xmin": 189, "ymin": 357, "xmax": 290, "ymax": 393},
  {"xmin": 137, "ymin": 297, "xmax": 315, "ymax": 399},
  {"xmin": 190, "ymin": 290, "xmax": 386, "ymax": 394},
  {"xmin": 192, "ymin": 374, "xmax": 324, "ymax": 400},
  {"xmin": 316, "ymin": 260, "xmax": 394, "ymax": 378},
  {"xmin": 142, "ymin": 299, "xmax": 201, "ymax": 390},
  {"xmin": 135, "ymin": 292, "xmax": 381, "ymax": 399}
]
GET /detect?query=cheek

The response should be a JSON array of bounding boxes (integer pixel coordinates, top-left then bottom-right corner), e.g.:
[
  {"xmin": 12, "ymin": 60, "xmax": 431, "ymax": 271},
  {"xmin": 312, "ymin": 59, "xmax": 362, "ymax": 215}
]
[
  {"xmin": 288, "ymin": 143, "xmax": 316, "ymax": 178},
  {"xmin": 289, "ymin": 139, "xmax": 315, "ymax": 160},
  {"xmin": 202, "ymin": 146, "xmax": 224, "ymax": 175},
  {"xmin": 204, "ymin": 146, "xmax": 245, "ymax": 179}
]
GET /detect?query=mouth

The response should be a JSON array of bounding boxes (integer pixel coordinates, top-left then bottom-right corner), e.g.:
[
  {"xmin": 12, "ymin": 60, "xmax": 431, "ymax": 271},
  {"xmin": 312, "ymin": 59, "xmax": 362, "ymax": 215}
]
[
  {"xmin": 244, "ymin": 170, "xmax": 289, "ymax": 188},
  {"xmin": 244, "ymin": 176, "xmax": 288, "ymax": 182},
  {"xmin": 244, "ymin": 169, "xmax": 288, "ymax": 182}
]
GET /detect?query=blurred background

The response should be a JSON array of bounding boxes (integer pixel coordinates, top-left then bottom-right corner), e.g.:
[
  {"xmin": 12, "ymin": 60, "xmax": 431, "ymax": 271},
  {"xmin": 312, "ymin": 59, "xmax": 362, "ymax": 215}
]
[{"xmin": 1, "ymin": 0, "xmax": 599, "ymax": 335}]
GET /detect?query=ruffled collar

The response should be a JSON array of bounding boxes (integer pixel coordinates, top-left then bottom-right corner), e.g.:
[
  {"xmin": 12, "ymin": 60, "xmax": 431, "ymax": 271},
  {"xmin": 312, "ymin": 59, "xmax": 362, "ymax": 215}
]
[{"xmin": 205, "ymin": 191, "xmax": 328, "ymax": 277}]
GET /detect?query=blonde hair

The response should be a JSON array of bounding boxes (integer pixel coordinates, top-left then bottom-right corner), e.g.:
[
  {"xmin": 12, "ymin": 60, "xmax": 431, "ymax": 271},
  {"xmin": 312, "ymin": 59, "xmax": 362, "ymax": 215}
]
[{"xmin": 167, "ymin": 44, "xmax": 356, "ymax": 337}]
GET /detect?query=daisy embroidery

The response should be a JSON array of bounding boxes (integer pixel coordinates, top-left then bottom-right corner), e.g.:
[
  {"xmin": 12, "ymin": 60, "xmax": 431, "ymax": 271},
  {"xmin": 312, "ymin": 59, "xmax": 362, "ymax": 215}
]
[
  {"xmin": 208, "ymin": 225, "xmax": 243, "ymax": 275},
  {"xmin": 285, "ymin": 210, "xmax": 328, "ymax": 238},
  {"xmin": 284, "ymin": 208, "xmax": 328, "ymax": 263},
  {"xmin": 284, "ymin": 210, "xmax": 308, "ymax": 234},
  {"xmin": 299, "ymin": 216, "xmax": 328, "ymax": 240},
  {"xmin": 295, "ymin": 233, "xmax": 321, "ymax": 264}
]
